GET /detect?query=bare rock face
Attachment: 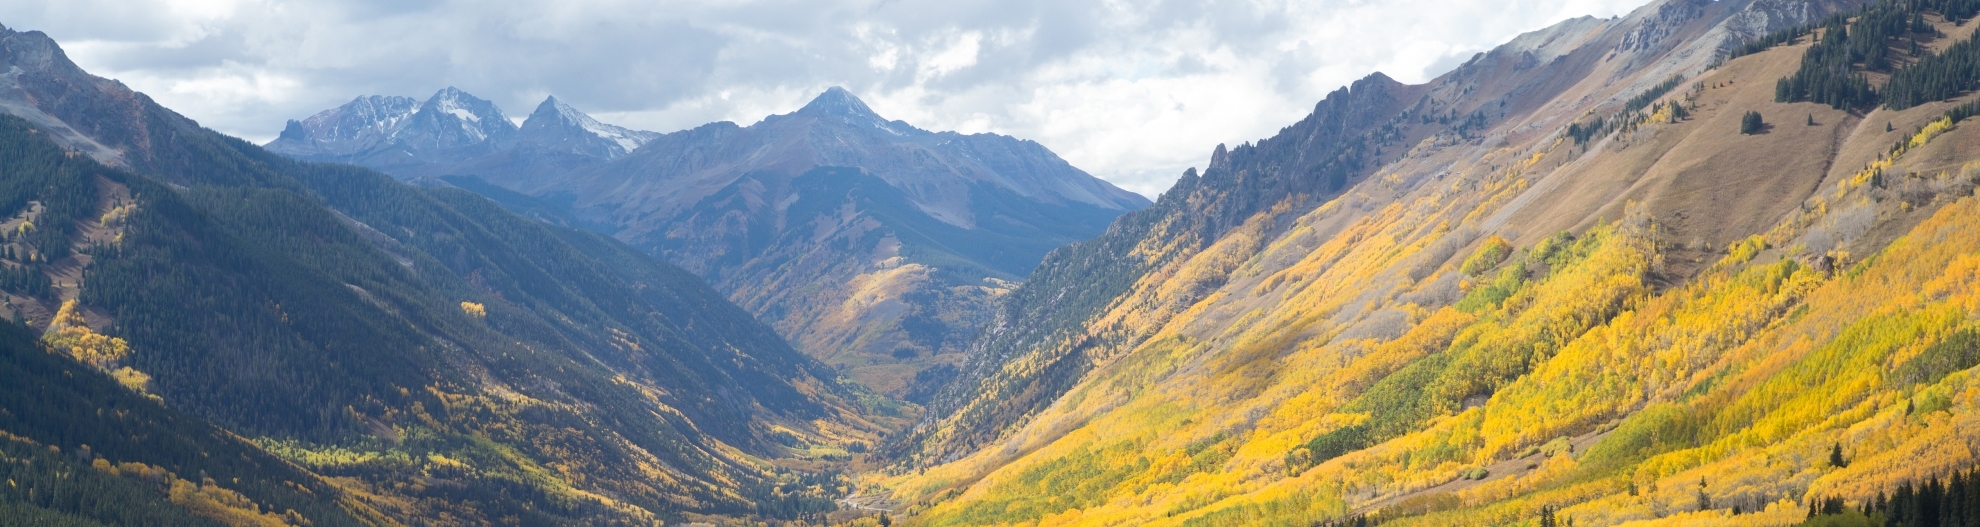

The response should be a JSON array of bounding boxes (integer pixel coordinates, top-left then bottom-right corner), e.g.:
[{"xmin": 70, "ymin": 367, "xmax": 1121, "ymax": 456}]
[
  {"xmin": 270, "ymin": 95, "xmax": 419, "ymax": 157},
  {"xmin": 266, "ymin": 87, "xmax": 518, "ymax": 177},
  {"xmin": 515, "ymin": 95, "xmax": 658, "ymax": 160},
  {"xmin": 0, "ymin": 25, "xmax": 214, "ymax": 177}
]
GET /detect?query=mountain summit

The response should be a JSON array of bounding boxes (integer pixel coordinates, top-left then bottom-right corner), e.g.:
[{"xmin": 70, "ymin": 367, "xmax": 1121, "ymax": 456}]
[
  {"xmin": 516, "ymin": 95, "xmax": 659, "ymax": 159},
  {"xmin": 799, "ymin": 86, "xmax": 881, "ymax": 116},
  {"xmin": 265, "ymin": 86, "xmax": 524, "ymax": 175},
  {"xmin": 794, "ymin": 85, "xmax": 898, "ymax": 129},
  {"xmin": 396, "ymin": 86, "xmax": 516, "ymax": 151},
  {"xmin": 270, "ymin": 95, "xmax": 419, "ymax": 155}
]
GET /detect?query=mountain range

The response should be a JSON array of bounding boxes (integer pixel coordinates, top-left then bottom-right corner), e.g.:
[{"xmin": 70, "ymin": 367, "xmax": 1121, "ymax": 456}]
[
  {"xmin": 269, "ymin": 85, "xmax": 1151, "ymax": 399},
  {"xmin": 9, "ymin": 0, "xmax": 1980, "ymax": 523},
  {"xmin": 0, "ymin": 22, "xmax": 893, "ymax": 525}
]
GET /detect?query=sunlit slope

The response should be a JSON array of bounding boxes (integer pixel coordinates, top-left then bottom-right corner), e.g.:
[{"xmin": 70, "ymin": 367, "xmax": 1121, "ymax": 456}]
[
  {"xmin": 872, "ymin": 0, "xmax": 1980, "ymax": 525},
  {"xmin": 900, "ymin": 0, "xmax": 1871, "ymax": 472},
  {"xmin": 899, "ymin": 0, "xmax": 1859, "ymax": 467}
]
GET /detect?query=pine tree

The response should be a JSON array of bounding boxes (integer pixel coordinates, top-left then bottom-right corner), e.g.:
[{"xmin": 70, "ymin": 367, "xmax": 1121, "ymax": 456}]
[
  {"xmin": 1830, "ymin": 442, "xmax": 1848, "ymax": 468},
  {"xmin": 1742, "ymin": 111, "xmax": 1766, "ymax": 134},
  {"xmin": 1698, "ymin": 478, "xmax": 1713, "ymax": 511}
]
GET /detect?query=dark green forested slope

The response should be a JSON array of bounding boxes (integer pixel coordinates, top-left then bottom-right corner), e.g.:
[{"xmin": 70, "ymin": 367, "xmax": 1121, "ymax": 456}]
[
  {"xmin": 1773, "ymin": 0, "xmax": 1980, "ymax": 109},
  {"xmin": 0, "ymin": 317, "xmax": 374, "ymax": 527}
]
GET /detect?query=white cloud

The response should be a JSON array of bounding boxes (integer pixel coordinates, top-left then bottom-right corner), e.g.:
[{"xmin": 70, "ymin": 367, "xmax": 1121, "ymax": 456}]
[
  {"xmin": 918, "ymin": 30, "xmax": 982, "ymax": 80},
  {"xmin": 0, "ymin": 0, "xmax": 1654, "ymax": 198}
]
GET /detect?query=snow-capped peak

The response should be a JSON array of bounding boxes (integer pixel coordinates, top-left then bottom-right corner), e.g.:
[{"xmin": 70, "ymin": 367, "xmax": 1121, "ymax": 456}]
[
  {"xmin": 519, "ymin": 95, "xmax": 658, "ymax": 157},
  {"xmin": 411, "ymin": 87, "xmax": 514, "ymax": 144},
  {"xmin": 263, "ymin": 94, "xmax": 421, "ymax": 157}
]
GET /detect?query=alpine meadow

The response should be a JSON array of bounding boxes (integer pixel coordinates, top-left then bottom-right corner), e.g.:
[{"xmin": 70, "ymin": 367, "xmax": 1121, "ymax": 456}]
[{"xmin": 8, "ymin": 0, "xmax": 1980, "ymax": 525}]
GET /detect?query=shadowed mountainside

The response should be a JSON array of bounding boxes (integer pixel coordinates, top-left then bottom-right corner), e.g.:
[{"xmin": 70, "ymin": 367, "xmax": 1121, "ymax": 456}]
[{"xmin": 0, "ymin": 24, "xmax": 897, "ymax": 525}]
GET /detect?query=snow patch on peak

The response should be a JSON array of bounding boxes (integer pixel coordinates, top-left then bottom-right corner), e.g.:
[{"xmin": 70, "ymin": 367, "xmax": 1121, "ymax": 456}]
[
  {"xmin": 587, "ymin": 123, "xmax": 648, "ymax": 154},
  {"xmin": 415, "ymin": 87, "xmax": 512, "ymax": 143},
  {"xmin": 264, "ymin": 94, "xmax": 420, "ymax": 156},
  {"xmin": 433, "ymin": 95, "xmax": 483, "ymax": 124},
  {"xmin": 544, "ymin": 97, "xmax": 591, "ymax": 123},
  {"xmin": 521, "ymin": 95, "xmax": 658, "ymax": 157}
]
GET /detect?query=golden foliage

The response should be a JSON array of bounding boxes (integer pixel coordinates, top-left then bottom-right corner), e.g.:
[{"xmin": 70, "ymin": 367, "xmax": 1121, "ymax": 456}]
[
  {"xmin": 1910, "ymin": 116, "xmax": 1953, "ymax": 150},
  {"xmin": 91, "ymin": 459, "xmax": 303, "ymax": 527},
  {"xmin": 459, "ymin": 301, "xmax": 486, "ymax": 319},
  {"xmin": 882, "ymin": 94, "xmax": 1980, "ymax": 527},
  {"xmin": 99, "ymin": 203, "xmax": 136, "ymax": 227},
  {"xmin": 43, "ymin": 300, "xmax": 129, "ymax": 368},
  {"xmin": 110, "ymin": 366, "xmax": 150, "ymax": 393}
]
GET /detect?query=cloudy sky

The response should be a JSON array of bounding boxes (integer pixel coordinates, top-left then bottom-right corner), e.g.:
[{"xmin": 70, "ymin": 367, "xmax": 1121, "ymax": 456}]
[{"xmin": 4, "ymin": 0, "xmax": 1652, "ymax": 197}]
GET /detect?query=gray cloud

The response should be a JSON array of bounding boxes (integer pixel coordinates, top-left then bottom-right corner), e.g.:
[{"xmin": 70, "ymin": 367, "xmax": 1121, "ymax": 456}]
[{"xmin": 1, "ymin": 0, "xmax": 1652, "ymax": 197}]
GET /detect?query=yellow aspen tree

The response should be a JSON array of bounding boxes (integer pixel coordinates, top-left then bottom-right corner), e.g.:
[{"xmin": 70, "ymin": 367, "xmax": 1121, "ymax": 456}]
[{"xmin": 43, "ymin": 299, "xmax": 130, "ymax": 367}]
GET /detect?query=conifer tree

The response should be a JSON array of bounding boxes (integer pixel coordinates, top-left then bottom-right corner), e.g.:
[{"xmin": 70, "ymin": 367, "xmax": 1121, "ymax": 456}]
[
  {"xmin": 1698, "ymin": 478, "xmax": 1712, "ymax": 511},
  {"xmin": 1742, "ymin": 111, "xmax": 1767, "ymax": 134}
]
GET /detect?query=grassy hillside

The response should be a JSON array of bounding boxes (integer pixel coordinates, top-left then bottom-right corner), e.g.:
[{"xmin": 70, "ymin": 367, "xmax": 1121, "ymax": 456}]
[{"xmin": 874, "ymin": 0, "xmax": 1980, "ymax": 525}]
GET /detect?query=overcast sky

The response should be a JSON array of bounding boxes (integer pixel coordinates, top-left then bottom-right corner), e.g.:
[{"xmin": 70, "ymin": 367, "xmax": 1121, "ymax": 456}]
[{"xmin": 3, "ymin": 0, "xmax": 1652, "ymax": 197}]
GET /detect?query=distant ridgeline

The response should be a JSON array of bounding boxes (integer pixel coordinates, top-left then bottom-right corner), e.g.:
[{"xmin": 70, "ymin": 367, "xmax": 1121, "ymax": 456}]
[
  {"xmin": 0, "ymin": 24, "xmax": 892, "ymax": 526},
  {"xmin": 269, "ymin": 85, "xmax": 1151, "ymax": 403}
]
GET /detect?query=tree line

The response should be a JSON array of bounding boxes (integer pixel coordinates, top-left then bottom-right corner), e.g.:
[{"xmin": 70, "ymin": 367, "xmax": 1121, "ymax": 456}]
[
  {"xmin": 1770, "ymin": 0, "xmax": 1980, "ymax": 110},
  {"xmin": 1805, "ymin": 463, "xmax": 1980, "ymax": 526}
]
